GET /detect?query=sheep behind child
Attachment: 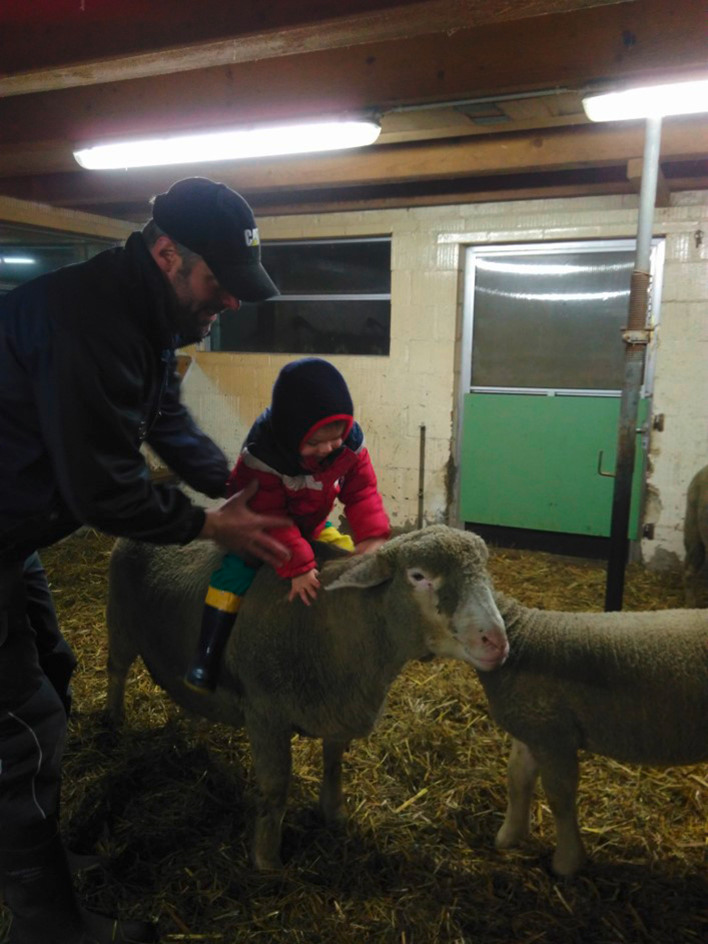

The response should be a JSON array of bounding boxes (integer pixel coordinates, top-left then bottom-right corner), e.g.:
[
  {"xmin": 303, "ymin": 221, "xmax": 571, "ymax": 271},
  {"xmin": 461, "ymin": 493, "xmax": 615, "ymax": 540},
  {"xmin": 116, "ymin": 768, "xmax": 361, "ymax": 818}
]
[{"xmin": 475, "ymin": 593, "xmax": 708, "ymax": 876}]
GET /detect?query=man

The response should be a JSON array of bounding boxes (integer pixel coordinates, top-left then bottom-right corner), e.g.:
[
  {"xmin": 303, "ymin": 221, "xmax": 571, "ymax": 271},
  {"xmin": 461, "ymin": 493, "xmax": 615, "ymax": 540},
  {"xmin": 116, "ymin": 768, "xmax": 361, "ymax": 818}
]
[{"xmin": 0, "ymin": 177, "xmax": 291, "ymax": 943}]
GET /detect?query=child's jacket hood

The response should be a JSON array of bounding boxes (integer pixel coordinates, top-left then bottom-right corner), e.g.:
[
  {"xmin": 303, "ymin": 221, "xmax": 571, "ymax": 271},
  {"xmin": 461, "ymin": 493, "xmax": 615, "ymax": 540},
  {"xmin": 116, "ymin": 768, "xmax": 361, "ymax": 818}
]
[{"xmin": 269, "ymin": 357, "xmax": 354, "ymax": 456}]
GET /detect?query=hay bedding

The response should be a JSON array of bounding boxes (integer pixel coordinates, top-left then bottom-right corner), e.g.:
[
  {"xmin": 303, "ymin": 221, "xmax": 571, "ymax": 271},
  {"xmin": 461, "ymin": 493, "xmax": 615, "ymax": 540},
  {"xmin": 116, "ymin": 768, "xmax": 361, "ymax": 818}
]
[{"xmin": 1, "ymin": 531, "xmax": 706, "ymax": 944}]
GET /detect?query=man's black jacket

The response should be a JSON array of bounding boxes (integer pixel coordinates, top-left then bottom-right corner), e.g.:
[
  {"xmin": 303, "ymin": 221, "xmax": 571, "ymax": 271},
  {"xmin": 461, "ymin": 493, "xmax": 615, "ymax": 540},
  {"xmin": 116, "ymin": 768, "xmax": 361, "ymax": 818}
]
[{"xmin": 0, "ymin": 232, "xmax": 229, "ymax": 562}]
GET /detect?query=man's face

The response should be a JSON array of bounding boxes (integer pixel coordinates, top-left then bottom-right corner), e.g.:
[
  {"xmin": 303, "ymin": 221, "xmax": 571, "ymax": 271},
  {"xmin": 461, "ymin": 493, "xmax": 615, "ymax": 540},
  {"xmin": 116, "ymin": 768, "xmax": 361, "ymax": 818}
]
[{"xmin": 166, "ymin": 255, "xmax": 240, "ymax": 343}]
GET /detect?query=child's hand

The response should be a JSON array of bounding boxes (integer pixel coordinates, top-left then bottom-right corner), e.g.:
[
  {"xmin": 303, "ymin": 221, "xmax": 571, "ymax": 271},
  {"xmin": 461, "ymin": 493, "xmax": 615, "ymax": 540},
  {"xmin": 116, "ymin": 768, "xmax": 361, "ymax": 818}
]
[
  {"xmin": 288, "ymin": 569, "xmax": 321, "ymax": 605},
  {"xmin": 354, "ymin": 537, "xmax": 387, "ymax": 555}
]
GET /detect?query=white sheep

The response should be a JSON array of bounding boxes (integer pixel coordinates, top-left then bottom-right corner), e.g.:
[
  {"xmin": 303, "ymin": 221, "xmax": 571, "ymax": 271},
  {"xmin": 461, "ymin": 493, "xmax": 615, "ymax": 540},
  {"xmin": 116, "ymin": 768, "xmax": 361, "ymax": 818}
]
[
  {"xmin": 475, "ymin": 591, "xmax": 708, "ymax": 876},
  {"xmin": 105, "ymin": 525, "xmax": 508, "ymax": 869},
  {"xmin": 684, "ymin": 463, "xmax": 708, "ymax": 607}
]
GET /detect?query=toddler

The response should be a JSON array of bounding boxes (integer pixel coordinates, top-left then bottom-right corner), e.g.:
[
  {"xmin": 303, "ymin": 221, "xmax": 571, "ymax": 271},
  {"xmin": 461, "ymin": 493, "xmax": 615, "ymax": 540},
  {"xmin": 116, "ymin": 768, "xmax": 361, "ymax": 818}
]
[{"xmin": 184, "ymin": 357, "xmax": 390, "ymax": 691}]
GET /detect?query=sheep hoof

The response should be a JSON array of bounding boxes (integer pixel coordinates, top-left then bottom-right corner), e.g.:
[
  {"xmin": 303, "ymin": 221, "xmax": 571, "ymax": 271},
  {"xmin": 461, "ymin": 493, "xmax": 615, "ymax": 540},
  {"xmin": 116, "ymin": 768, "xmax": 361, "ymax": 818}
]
[
  {"xmin": 251, "ymin": 821, "xmax": 285, "ymax": 872},
  {"xmin": 495, "ymin": 823, "xmax": 528, "ymax": 849},
  {"xmin": 551, "ymin": 847, "xmax": 586, "ymax": 878},
  {"xmin": 252, "ymin": 849, "xmax": 283, "ymax": 872},
  {"xmin": 99, "ymin": 708, "xmax": 122, "ymax": 731},
  {"xmin": 321, "ymin": 805, "xmax": 346, "ymax": 827}
]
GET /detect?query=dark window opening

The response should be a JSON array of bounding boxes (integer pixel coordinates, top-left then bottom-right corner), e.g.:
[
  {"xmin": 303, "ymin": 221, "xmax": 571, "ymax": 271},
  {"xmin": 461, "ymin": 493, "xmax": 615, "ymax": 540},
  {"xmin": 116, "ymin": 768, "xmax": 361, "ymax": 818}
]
[
  {"xmin": 0, "ymin": 222, "xmax": 118, "ymax": 294},
  {"xmin": 209, "ymin": 237, "xmax": 391, "ymax": 356}
]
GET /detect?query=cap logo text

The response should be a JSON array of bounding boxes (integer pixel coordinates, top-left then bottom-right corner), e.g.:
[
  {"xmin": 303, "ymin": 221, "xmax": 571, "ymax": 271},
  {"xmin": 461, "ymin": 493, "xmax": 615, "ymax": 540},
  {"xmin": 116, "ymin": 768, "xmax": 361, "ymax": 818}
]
[{"xmin": 245, "ymin": 227, "xmax": 260, "ymax": 247}]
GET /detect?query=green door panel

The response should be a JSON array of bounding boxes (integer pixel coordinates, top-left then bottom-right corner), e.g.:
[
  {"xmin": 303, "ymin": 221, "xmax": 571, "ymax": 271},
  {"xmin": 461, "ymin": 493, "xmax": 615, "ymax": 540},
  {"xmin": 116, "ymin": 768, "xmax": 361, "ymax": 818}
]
[{"xmin": 459, "ymin": 393, "xmax": 648, "ymax": 538}]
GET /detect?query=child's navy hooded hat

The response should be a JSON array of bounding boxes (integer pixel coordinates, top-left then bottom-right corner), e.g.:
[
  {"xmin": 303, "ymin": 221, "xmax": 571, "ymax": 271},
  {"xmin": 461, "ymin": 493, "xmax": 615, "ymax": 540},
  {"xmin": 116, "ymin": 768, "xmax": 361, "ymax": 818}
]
[{"xmin": 270, "ymin": 358, "xmax": 354, "ymax": 454}]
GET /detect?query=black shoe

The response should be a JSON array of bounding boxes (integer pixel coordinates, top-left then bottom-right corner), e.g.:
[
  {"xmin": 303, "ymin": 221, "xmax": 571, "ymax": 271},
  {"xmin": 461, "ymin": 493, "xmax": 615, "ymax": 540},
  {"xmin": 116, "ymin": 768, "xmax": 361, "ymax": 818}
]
[
  {"xmin": 80, "ymin": 907, "xmax": 158, "ymax": 943},
  {"xmin": 183, "ymin": 664, "xmax": 214, "ymax": 693},
  {"xmin": 1, "ymin": 831, "xmax": 157, "ymax": 944},
  {"xmin": 183, "ymin": 604, "xmax": 236, "ymax": 694},
  {"xmin": 65, "ymin": 849, "xmax": 104, "ymax": 876}
]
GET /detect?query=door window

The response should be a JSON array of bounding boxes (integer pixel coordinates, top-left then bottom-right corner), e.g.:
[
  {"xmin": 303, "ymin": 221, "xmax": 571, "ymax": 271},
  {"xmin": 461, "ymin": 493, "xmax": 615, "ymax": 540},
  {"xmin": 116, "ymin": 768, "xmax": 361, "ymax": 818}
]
[{"xmin": 467, "ymin": 242, "xmax": 659, "ymax": 393}]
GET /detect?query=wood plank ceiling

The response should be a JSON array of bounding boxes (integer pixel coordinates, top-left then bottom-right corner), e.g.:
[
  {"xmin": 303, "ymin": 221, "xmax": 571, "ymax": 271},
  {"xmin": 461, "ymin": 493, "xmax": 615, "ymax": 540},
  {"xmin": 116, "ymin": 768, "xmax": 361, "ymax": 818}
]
[{"xmin": 0, "ymin": 0, "xmax": 706, "ymax": 222}]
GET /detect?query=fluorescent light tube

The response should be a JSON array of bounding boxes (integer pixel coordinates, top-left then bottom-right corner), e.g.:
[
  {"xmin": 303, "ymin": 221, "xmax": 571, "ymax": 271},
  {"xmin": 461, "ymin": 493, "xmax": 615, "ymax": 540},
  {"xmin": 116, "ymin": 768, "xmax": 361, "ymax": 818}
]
[
  {"xmin": 583, "ymin": 78, "xmax": 708, "ymax": 122},
  {"xmin": 0, "ymin": 256, "xmax": 35, "ymax": 264},
  {"xmin": 74, "ymin": 119, "xmax": 381, "ymax": 170}
]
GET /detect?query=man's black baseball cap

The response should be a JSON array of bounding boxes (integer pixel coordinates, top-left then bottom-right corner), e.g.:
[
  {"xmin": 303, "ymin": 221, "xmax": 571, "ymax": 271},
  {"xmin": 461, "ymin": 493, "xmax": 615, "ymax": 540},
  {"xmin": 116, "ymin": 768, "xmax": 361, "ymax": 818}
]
[{"xmin": 151, "ymin": 177, "xmax": 278, "ymax": 302}]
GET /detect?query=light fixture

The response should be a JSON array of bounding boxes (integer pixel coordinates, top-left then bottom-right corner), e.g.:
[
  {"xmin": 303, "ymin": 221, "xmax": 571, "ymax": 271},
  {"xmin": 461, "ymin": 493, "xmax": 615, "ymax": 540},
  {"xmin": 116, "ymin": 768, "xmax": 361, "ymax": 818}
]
[
  {"xmin": 73, "ymin": 119, "xmax": 381, "ymax": 170},
  {"xmin": 582, "ymin": 77, "xmax": 708, "ymax": 122},
  {"xmin": 0, "ymin": 256, "xmax": 35, "ymax": 265}
]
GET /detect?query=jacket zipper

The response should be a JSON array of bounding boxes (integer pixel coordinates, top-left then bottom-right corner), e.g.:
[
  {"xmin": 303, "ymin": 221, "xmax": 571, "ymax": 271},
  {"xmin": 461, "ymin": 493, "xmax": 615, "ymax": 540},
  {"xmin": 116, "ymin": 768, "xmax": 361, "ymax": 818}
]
[{"xmin": 138, "ymin": 349, "xmax": 171, "ymax": 442}]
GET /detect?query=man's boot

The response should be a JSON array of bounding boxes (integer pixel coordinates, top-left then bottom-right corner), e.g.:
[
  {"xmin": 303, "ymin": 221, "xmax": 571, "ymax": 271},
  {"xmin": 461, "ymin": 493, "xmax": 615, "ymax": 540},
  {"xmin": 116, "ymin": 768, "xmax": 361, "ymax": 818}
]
[
  {"xmin": 0, "ymin": 829, "xmax": 157, "ymax": 943},
  {"xmin": 183, "ymin": 600, "xmax": 238, "ymax": 693}
]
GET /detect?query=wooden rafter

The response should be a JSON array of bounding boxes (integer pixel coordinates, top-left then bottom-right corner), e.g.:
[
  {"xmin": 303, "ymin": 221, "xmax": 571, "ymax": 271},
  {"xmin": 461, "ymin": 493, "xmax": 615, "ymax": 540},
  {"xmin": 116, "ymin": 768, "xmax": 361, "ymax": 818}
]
[{"xmin": 0, "ymin": 1, "xmax": 631, "ymax": 97}]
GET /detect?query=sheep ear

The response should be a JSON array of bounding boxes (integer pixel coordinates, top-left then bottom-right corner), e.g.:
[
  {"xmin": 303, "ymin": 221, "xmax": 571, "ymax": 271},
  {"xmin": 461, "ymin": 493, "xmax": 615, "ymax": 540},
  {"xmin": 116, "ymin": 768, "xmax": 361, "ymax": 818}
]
[{"xmin": 323, "ymin": 552, "xmax": 394, "ymax": 591}]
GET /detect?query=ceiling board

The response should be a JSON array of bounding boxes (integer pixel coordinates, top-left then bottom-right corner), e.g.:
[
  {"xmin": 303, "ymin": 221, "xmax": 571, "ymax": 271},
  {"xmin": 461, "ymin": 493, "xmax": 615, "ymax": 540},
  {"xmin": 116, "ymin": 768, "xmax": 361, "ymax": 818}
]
[
  {"xmin": 0, "ymin": 1, "xmax": 630, "ymax": 95},
  {"xmin": 0, "ymin": 0, "xmax": 705, "ymax": 221}
]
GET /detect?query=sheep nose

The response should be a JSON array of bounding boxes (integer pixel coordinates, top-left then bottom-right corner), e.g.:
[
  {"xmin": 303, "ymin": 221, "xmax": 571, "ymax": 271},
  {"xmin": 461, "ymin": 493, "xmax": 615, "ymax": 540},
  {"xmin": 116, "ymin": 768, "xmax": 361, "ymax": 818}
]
[{"xmin": 481, "ymin": 625, "xmax": 509, "ymax": 657}]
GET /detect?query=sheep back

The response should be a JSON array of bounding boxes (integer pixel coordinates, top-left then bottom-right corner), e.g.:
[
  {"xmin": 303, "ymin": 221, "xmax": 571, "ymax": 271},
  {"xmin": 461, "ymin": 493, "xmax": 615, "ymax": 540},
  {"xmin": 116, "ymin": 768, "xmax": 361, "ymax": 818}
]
[
  {"xmin": 107, "ymin": 535, "xmax": 431, "ymax": 739},
  {"xmin": 229, "ymin": 549, "xmax": 403, "ymax": 741}
]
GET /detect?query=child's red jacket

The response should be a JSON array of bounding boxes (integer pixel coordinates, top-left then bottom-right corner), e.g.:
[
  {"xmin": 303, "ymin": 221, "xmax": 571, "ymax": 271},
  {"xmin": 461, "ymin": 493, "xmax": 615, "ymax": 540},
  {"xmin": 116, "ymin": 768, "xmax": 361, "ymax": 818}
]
[{"xmin": 226, "ymin": 410, "xmax": 390, "ymax": 579}]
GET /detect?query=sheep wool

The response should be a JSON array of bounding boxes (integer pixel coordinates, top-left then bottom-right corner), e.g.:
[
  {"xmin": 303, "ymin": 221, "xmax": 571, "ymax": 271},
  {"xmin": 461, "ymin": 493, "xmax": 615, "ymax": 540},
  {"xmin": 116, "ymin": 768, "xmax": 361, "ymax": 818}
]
[
  {"xmin": 475, "ymin": 591, "xmax": 708, "ymax": 875},
  {"xmin": 684, "ymin": 463, "xmax": 708, "ymax": 607}
]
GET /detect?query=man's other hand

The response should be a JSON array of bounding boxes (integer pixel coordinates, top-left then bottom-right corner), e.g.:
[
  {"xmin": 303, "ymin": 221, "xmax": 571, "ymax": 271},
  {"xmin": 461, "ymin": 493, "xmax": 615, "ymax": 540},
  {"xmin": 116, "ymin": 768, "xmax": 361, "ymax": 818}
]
[{"xmin": 200, "ymin": 480, "xmax": 291, "ymax": 566}]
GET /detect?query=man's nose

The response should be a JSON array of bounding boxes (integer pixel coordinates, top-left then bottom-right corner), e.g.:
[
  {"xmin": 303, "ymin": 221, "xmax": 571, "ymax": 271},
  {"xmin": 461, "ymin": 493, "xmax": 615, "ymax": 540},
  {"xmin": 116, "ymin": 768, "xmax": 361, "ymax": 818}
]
[{"xmin": 220, "ymin": 292, "xmax": 241, "ymax": 311}]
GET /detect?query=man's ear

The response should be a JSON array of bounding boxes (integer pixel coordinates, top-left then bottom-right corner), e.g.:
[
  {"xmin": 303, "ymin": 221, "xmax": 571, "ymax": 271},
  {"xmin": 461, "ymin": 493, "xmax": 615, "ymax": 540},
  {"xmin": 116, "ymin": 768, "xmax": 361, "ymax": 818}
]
[{"xmin": 150, "ymin": 235, "xmax": 181, "ymax": 275}]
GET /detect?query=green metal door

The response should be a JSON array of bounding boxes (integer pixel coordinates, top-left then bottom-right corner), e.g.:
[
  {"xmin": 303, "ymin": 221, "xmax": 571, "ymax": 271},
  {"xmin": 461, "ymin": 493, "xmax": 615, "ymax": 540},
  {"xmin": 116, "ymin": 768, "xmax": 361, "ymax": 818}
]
[
  {"xmin": 459, "ymin": 393, "xmax": 648, "ymax": 537},
  {"xmin": 458, "ymin": 241, "xmax": 660, "ymax": 539}
]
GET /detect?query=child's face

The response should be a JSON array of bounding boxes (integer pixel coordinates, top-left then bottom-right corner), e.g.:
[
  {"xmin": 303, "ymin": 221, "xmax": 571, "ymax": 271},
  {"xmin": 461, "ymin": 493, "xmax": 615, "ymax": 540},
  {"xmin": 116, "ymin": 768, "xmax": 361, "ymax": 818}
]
[{"xmin": 299, "ymin": 421, "xmax": 347, "ymax": 463}]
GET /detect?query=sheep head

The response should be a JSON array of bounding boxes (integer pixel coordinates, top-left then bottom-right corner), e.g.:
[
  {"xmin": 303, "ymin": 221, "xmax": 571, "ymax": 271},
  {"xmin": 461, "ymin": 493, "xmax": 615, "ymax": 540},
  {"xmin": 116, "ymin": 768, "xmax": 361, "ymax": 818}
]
[{"xmin": 322, "ymin": 525, "xmax": 508, "ymax": 671}]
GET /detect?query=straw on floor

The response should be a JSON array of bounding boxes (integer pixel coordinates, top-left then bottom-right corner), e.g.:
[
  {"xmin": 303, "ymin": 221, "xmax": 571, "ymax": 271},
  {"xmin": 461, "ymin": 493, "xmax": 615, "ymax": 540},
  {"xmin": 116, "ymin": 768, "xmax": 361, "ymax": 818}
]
[{"xmin": 1, "ymin": 530, "xmax": 705, "ymax": 944}]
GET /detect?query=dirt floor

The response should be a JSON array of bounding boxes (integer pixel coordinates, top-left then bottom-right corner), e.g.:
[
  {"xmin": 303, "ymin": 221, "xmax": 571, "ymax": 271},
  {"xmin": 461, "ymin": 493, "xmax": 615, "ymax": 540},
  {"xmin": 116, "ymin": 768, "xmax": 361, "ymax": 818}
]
[{"xmin": 1, "ymin": 529, "xmax": 706, "ymax": 944}]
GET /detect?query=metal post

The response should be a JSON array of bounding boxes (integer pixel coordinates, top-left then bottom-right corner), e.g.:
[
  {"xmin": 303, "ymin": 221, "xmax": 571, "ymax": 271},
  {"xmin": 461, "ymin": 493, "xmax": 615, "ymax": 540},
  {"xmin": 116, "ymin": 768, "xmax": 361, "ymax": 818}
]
[
  {"xmin": 604, "ymin": 116, "xmax": 662, "ymax": 611},
  {"xmin": 417, "ymin": 423, "xmax": 426, "ymax": 529}
]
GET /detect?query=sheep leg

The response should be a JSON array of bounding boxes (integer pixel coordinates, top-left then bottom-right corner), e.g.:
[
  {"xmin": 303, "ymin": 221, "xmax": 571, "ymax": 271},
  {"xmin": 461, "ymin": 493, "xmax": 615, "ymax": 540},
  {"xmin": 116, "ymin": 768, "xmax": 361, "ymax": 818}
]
[
  {"xmin": 496, "ymin": 738, "xmax": 538, "ymax": 850},
  {"xmin": 247, "ymin": 723, "xmax": 292, "ymax": 871},
  {"xmin": 683, "ymin": 489, "xmax": 707, "ymax": 607},
  {"xmin": 319, "ymin": 738, "xmax": 350, "ymax": 825},
  {"xmin": 537, "ymin": 749, "xmax": 586, "ymax": 877},
  {"xmin": 104, "ymin": 629, "xmax": 139, "ymax": 727},
  {"xmin": 683, "ymin": 537, "xmax": 705, "ymax": 608}
]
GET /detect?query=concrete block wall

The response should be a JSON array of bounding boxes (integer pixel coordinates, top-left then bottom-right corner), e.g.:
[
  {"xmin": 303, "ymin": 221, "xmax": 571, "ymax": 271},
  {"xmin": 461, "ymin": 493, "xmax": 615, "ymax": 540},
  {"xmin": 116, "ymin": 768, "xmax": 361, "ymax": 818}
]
[
  {"xmin": 645, "ymin": 192, "xmax": 708, "ymax": 567},
  {"xmin": 181, "ymin": 190, "xmax": 708, "ymax": 565}
]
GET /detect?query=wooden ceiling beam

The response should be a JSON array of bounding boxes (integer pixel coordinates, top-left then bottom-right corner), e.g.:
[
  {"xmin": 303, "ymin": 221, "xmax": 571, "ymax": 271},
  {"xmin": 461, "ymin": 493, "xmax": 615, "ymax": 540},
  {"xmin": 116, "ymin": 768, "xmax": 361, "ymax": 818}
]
[
  {"xmin": 50, "ymin": 173, "xmax": 708, "ymax": 220},
  {"xmin": 250, "ymin": 182, "xmax": 643, "ymax": 215},
  {"xmin": 0, "ymin": 1, "xmax": 630, "ymax": 97},
  {"xmin": 0, "ymin": 1, "xmax": 702, "ymax": 148},
  {"xmin": 0, "ymin": 195, "xmax": 133, "ymax": 238},
  {"xmin": 627, "ymin": 156, "xmax": 671, "ymax": 207},
  {"xmin": 3, "ymin": 119, "xmax": 705, "ymax": 208}
]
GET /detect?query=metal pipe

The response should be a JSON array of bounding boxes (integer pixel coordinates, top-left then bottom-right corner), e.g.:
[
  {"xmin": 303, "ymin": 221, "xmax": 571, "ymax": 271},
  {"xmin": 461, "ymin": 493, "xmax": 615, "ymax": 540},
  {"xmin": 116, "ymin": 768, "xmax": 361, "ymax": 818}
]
[
  {"xmin": 388, "ymin": 87, "xmax": 570, "ymax": 114},
  {"xmin": 604, "ymin": 116, "xmax": 662, "ymax": 611},
  {"xmin": 417, "ymin": 423, "xmax": 426, "ymax": 529}
]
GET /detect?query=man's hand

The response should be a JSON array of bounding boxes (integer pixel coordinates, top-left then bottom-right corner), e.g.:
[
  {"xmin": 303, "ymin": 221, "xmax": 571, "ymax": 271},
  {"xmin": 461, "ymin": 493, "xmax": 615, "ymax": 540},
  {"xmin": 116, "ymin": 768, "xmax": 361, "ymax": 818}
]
[
  {"xmin": 354, "ymin": 536, "xmax": 387, "ymax": 555},
  {"xmin": 199, "ymin": 480, "xmax": 291, "ymax": 566},
  {"xmin": 288, "ymin": 569, "xmax": 321, "ymax": 605}
]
